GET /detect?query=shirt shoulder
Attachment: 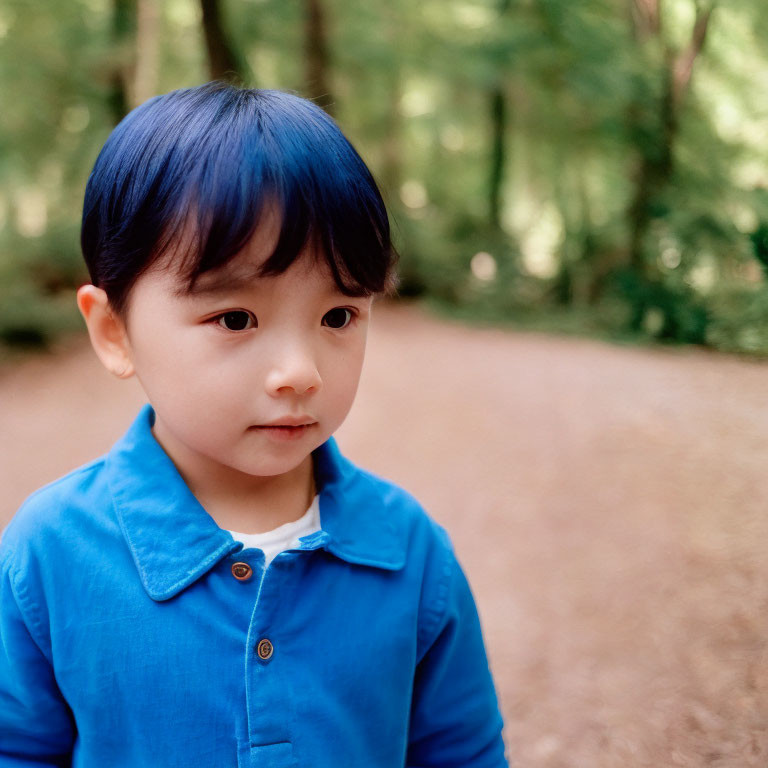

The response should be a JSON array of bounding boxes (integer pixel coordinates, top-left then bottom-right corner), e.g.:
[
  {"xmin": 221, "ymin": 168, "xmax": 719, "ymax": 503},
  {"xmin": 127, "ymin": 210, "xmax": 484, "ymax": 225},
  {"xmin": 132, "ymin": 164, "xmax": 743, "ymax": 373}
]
[
  {"xmin": 339, "ymin": 462, "xmax": 459, "ymax": 651},
  {"xmin": 346, "ymin": 462, "xmax": 455, "ymax": 554},
  {"xmin": 0, "ymin": 456, "xmax": 110, "ymax": 574}
]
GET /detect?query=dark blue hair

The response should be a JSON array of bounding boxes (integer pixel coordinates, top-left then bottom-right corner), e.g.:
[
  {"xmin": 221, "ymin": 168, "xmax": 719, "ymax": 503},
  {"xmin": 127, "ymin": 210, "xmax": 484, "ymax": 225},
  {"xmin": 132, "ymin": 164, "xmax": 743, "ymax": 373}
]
[{"xmin": 81, "ymin": 81, "xmax": 398, "ymax": 317}]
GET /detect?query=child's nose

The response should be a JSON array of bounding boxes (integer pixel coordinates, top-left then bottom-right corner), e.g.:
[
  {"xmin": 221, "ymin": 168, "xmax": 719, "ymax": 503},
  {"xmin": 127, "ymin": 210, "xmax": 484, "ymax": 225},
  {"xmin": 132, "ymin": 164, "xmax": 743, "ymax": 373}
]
[{"xmin": 264, "ymin": 346, "xmax": 322, "ymax": 396}]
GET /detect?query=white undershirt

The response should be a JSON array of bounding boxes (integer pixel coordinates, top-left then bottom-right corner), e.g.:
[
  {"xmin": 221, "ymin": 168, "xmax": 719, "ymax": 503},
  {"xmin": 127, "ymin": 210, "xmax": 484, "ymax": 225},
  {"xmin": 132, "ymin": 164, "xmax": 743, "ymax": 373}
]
[{"xmin": 226, "ymin": 494, "xmax": 321, "ymax": 568}]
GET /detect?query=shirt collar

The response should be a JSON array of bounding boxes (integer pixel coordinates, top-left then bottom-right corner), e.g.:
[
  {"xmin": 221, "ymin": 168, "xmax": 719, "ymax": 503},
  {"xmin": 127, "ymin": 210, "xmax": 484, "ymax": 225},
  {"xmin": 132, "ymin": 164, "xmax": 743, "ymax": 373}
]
[{"xmin": 107, "ymin": 404, "xmax": 407, "ymax": 602}]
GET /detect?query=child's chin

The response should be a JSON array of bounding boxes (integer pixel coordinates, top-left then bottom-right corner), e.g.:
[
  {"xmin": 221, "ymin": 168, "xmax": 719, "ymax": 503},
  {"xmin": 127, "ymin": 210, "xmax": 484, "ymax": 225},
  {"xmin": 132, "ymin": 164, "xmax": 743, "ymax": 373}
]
[{"xmin": 232, "ymin": 452, "xmax": 315, "ymax": 478}]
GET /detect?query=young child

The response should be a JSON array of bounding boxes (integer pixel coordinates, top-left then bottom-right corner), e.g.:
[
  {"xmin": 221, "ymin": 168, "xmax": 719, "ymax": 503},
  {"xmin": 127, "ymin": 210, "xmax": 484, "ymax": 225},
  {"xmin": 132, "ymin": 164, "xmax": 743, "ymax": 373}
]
[{"xmin": 0, "ymin": 82, "xmax": 508, "ymax": 767}]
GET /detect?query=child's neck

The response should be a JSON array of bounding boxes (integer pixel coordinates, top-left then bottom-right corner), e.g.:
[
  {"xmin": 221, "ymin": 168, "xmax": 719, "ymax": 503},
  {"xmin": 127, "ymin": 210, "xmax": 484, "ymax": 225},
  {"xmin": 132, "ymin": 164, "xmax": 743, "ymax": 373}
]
[
  {"xmin": 193, "ymin": 456, "xmax": 316, "ymax": 534},
  {"xmin": 151, "ymin": 423, "xmax": 316, "ymax": 534}
]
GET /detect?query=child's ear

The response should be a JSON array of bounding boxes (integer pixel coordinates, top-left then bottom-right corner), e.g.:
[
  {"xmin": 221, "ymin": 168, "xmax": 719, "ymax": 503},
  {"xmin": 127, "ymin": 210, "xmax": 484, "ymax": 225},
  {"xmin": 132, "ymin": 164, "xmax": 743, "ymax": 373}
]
[{"xmin": 76, "ymin": 285, "xmax": 135, "ymax": 379}]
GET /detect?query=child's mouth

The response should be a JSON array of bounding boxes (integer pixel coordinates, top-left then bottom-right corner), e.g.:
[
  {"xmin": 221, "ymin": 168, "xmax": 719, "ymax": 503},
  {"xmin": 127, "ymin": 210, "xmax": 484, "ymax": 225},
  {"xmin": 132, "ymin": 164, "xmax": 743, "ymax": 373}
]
[{"xmin": 251, "ymin": 423, "xmax": 317, "ymax": 441}]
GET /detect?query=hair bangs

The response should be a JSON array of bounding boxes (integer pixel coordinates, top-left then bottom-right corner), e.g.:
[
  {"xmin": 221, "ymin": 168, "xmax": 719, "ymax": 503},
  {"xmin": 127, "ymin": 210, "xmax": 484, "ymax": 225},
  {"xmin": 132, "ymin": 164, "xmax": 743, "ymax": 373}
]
[
  {"xmin": 81, "ymin": 83, "xmax": 398, "ymax": 317},
  {"xmin": 168, "ymin": 90, "xmax": 396, "ymax": 300}
]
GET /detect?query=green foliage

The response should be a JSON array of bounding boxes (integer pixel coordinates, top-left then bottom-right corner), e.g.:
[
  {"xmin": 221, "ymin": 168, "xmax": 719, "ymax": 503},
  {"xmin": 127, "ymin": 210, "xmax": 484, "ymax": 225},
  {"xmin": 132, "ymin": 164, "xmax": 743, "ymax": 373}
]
[
  {"xmin": 706, "ymin": 286, "xmax": 768, "ymax": 355},
  {"xmin": 1, "ymin": 0, "xmax": 768, "ymax": 356}
]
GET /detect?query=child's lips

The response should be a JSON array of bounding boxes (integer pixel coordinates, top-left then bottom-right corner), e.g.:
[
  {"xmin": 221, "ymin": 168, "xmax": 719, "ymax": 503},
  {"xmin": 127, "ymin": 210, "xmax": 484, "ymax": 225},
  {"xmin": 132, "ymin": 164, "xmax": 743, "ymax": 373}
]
[
  {"xmin": 250, "ymin": 423, "xmax": 317, "ymax": 441},
  {"xmin": 257, "ymin": 415, "xmax": 317, "ymax": 427}
]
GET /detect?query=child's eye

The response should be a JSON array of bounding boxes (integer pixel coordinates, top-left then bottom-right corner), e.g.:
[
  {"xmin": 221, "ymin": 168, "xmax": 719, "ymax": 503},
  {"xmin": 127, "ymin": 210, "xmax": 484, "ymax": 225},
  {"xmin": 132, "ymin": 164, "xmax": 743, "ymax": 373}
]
[
  {"xmin": 322, "ymin": 307, "xmax": 355, "ymax": 329},
  {"xmin": 213, "ymin": 311, "xmax": 257, "ymax": 332}
]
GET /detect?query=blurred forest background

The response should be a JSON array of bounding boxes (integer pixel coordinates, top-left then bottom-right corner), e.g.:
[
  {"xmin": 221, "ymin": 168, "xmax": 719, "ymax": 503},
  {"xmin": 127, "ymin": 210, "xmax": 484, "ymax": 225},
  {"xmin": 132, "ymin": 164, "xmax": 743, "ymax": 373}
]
[{"xmin": 1, "ymin": 0, "xmax": 768, "ymax": 355}]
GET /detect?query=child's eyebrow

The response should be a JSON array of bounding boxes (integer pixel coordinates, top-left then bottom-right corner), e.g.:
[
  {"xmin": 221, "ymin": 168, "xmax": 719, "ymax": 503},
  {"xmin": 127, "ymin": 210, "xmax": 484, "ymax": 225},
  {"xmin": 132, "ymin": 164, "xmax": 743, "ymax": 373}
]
[
  {"xmin": 179, "ymin": 270, "xmax": 370, "ymax": 300},
  {"xmin": 183, "ymin": 270, "xmax": 261, "ymax": 298}
]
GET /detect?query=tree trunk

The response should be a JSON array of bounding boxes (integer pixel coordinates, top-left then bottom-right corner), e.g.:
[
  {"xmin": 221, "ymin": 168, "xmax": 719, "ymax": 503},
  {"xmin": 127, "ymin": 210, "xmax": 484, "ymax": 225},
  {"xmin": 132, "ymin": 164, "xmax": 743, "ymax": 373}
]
[
  {"xmin": 380, "ymin": 71, "xmax": 403, "ymax": 205},
  {"xmin": 109, "ymin": 0, "xmax": 135, "ymax": 124},
  {"xmin": 487, "ymin": 0, "xmax": 511, "ymax": 230},
  {"xmin": 489, "ymin": 87, "xmax": 506, "ymax": 230},
  {"xmin": 304, "ymin": 0, "xmax": 333, "ymax": 114},
  {"xmin": 627, "ymin": 57, "xmax": 675, "ymax": 276},
  {"xmin": 625, "ymin": 1, "xmax": 715, "ymax": 292},
  {"xmin": 133, "ymin": 0, "xmax": 160, "ymax": 107},
  {"xmin": 200, "ymin": 0, "xmax": 245, "ymax": 83}
]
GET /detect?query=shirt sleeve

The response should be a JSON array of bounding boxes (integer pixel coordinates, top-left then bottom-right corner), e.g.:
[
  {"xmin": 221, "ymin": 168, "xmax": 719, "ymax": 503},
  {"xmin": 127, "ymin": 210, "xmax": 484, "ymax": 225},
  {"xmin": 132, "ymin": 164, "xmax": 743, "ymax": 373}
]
[
  {"xmin": 407, "ymin": 535, "xmax": 509, "ymax": 768},
  {"xmin": 0, "ymin": 558, "xmax": 76, "ymax": 766}
]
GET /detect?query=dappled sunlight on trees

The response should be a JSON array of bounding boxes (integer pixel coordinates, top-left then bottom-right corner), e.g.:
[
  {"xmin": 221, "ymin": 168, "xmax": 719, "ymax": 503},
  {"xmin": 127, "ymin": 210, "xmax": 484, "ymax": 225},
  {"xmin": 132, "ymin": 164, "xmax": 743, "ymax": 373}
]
[{"xmin": 1, "ymin": 0, "xmax": 767, "ymax": 354}]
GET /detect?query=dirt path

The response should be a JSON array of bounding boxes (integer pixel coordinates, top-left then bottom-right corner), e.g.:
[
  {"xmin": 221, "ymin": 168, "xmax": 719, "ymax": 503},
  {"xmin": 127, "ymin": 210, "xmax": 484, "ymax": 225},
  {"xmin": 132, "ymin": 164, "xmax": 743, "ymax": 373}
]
[{"xmin": 2, "ymin": 300, "xmax": 768, "ymax": 767}]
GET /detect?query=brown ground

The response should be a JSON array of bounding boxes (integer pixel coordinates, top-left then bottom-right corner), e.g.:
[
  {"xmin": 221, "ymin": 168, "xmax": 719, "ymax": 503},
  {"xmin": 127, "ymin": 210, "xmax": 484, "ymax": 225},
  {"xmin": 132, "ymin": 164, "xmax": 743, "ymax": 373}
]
[{"xmin": 2, "ymin": 300, "xmax": 768, "ymax": 767}]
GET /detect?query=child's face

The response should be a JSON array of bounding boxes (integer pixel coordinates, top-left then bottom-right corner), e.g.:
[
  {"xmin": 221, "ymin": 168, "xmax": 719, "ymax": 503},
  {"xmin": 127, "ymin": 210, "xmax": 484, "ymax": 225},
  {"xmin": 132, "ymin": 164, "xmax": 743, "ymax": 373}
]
[{"xmin": 117, "ymin": 218, "xmax": 373, "ymax": 482}]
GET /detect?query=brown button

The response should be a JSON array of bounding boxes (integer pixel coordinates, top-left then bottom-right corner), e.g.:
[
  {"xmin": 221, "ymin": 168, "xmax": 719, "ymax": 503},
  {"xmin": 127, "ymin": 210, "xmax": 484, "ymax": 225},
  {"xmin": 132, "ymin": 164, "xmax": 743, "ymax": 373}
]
[
  {"xmin": 231, "ymin": 562, "xmax": 252, "ymax": 581},
  {"xmin": 256, "ymin": 638, "xmax": 273, "ymax": 660}
]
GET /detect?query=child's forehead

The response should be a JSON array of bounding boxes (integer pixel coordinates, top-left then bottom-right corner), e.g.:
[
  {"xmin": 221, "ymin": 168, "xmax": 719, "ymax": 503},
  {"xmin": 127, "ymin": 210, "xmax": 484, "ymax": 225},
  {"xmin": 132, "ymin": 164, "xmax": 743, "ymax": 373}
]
[
  {"xmin": 152, "ymin": 243, "xmax": 345, "ymax": 301},
  {"xmin": 192, "ymin": 255, "xmax": 340, "ymax": 296},
  {"xmin": 145, "ymin": 203, "xmax": 372, "ymax": 302}
]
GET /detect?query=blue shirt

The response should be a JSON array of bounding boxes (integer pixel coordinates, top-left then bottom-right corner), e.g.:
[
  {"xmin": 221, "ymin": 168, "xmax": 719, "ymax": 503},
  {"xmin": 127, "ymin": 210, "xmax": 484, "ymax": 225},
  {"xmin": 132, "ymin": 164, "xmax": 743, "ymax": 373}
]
[{"xmin": 0, "ymin": 404, "xmax": 508, "ymax": 767}]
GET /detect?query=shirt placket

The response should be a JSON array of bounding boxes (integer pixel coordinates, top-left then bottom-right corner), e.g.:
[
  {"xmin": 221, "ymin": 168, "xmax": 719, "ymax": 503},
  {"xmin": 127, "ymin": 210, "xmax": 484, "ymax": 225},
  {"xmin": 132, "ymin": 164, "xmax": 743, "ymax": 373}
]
[{"xmin": 235, "ymin": 530, "xmax": 331, "ymax": 768}]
